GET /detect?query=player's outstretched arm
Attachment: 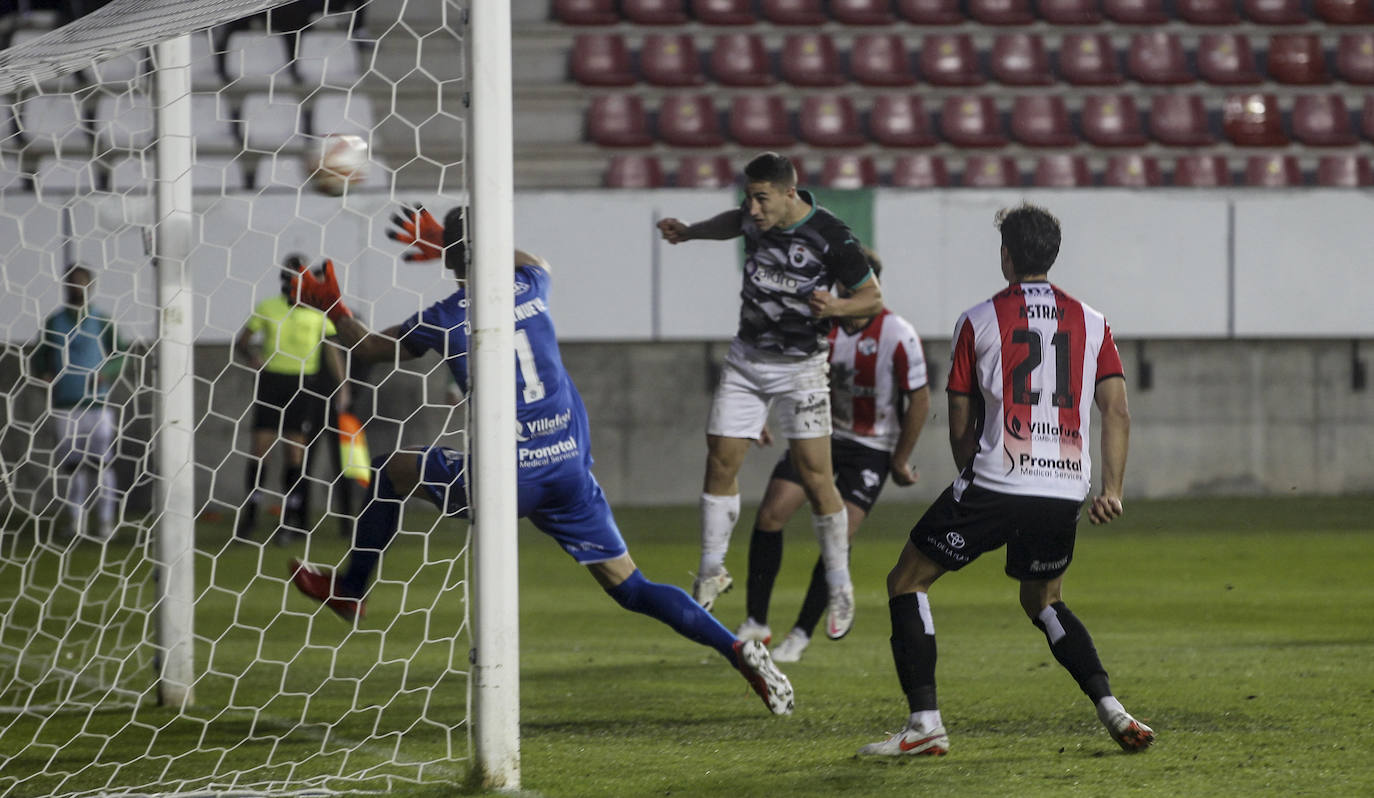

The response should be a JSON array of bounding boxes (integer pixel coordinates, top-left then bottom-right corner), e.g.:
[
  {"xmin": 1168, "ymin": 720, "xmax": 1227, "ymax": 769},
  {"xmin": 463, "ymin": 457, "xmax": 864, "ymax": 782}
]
[
  {"xmin": 1090, "ymin": 375, "xmax": 1130, "ymax": 525},
  {"xmin": 657, "ymin": 209, "xmax": 744, "ymax": 244},
  {"xmin": 293, "ymin": 261, "xmax": 415, "ymax": 367},
  {"xmin": 889, "ymin": 385, "xmax": 931, "ymax": 486}
]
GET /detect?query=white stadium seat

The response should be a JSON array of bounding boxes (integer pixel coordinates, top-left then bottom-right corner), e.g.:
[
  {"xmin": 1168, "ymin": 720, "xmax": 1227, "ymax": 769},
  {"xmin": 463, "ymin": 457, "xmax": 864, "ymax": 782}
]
[
  {"xmin": 295, "ymin": 30, "xmax": 362, "ymax": 88},
  {"xmin": 16, "ymin": 94, "xmax": 90, "ymax": 152},
  {"xmin": 311, "ymin": 91, "xmax": 373, "ymax": 138},
  {"xmin": 94, "ymin": 93, "xmax": 156, "ymax": 150},
  {"xmin": 223, "ymin": 29, "xmax": 292, "ymax": 85},
  {"xmin": 240, "ymin": 92, "xmax": 304, "ymax": 152}
]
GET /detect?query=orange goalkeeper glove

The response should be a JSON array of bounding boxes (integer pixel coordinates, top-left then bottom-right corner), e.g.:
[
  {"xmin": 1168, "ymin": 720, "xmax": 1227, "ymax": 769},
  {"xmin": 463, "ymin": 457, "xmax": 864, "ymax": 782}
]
[
  {"xmin": 291, "ymin": 260, "xmax": 353, "ymax": 322},
  {"xmin": 386, "ymin": 203, "xmax": 445, "ymax": 262}
]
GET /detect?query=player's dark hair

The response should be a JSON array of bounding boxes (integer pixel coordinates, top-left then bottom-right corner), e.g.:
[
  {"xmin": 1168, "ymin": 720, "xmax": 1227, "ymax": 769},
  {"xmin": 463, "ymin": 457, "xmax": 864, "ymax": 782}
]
[
  {"xmin": 443, "ymin": 207, "xmax": 468, "ymax": 276},
  {"xmin": 62, "ymin": 263, "xmax": 92, "ymax": 283},
  {"xmin": 995, "ymin": 203, "xmax": 1061, "ymax": 276},
  {"xmin": 862, "ymin": 247, "xmax": 883, "ymax": 280},
  {"xmin": 743, "ymin": 152, "xmax": 797, "ymax": 189}
]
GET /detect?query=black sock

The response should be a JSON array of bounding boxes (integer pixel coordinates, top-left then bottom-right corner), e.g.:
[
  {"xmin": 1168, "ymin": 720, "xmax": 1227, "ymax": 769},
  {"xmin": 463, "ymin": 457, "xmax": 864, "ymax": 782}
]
[
  {"xmin": 793, "ymin": 556, "xmax": 828, "ymax": 636},
  {"xmin": 244, "ymin": 458, "xmax": 262, "ymax": 497},
  {"xmin": 339, "ymin": 468, "xmax": 400, "ymax": 597},
  {"xmin": 1033, "ymin": 601, "xmax": 1112, "ymax": 702},
  {"xmin": 745, "ymin": 527, "xmax": 783, "ymax": 624},
  {"xmin": 889, "ymin": 593, "xmax": 938, "ymax": 713},
  {"xmin": 282, "ymin": 464, "xmax": 305, "ymax": 530}
]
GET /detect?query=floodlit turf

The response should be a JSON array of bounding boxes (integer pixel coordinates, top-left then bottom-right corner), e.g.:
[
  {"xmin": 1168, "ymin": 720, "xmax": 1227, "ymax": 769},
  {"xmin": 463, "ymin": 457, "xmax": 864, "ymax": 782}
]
[{"xmin": 2, "ymin": 497, "xmax": 1373, "ymax": 797}]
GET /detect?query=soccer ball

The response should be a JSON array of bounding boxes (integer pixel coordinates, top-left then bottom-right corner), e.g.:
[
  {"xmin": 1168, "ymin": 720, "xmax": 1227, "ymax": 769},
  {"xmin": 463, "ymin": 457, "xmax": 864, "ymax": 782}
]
[{"xmin": 309, "ymin": 133, "xmax": 369, "ymax": 195}]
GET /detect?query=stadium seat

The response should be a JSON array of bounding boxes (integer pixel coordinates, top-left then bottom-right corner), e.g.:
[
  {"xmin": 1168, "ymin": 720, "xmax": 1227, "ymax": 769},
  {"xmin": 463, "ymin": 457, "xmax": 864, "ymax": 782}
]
[
  {"xmin": 0, "ymin": 151, "xmax": 25, "ymax": 194},
  {"xmin": 1335, "ymin": 34, "xmax": 1374, "ymax": 85},
  {"xmin": 692, "ymin": 0, "xmax": 757, "ymax": 24},
  {"xmin": 312, "ymin": 92, "xmax": 374, "ymax": 138},
  {"xmin": 657, "ymin": 94, "xmax": 725, "ymax": 147},
  {"xmin": 676, "ymin": 155, "xmax": 735, "ymax": 187},
  {"xmin": 1315, "ymin": 154, "xmax": 1374, "ymax": 186},
  {"xmin": 17, "ymin": 95, "xmax": 88, "ymax": 152},
  {"xmin": 106, "ymin": 155, "xmax": 151, "ymax": 191},
  {"xmin": 192, "ymin": 94, "xmax": 239, "ymax": 150},
  {"xmin": 33, "ymin": 157, "xmax": 96, "ymax": 197},
  {"xmin": 1149, "ymin": 94, "xmax": 1217, "ymax": 146},
  {"xmin": 968, "ymin": 0, "xmax": 1036, "ymax": 24},
  {"xmin": 295, "ymin": 30, "xmax": 361, "ymax": 88},
  {"xmin": 940, "ymin": 95, "xmax": 1008, "ymax": 147},
  {"xmin": 256, "ymin": 153, "xmax": 309, "ymax": 191},
  {"xmin": 1267, "ymin": 35, "xmax": 1331, "ymax": 85},
  {"xmin": 729, "ymin": 94, "xmax": 796, "ymax": 146},
  {"xmin": 990, "ymin": 34, "xmax": 1053, "ymax": 86},
  {"xmin": 1127, "ymin": 33, "xmax": 1194, "ymax": 85},
  {"xmin": 1102, "ymin": 0, "xmax": 1169, "ymax": 22},
  {"xmin": 1364, "ymin": 96, "xmax": 1374, "ymax": 140},
  {"xmin": 1059, "ymin": 34, "xmax": 1124, "ymax": 86},
  {"xmin": 1223, "ymin": 93, "xmax": 1288, "ymax": 147},
  {"xmin": 781, "ymin": 34, "xmax": 845, "ymax": 87},
  {"xmin": 1103, "ymin": 154, "xmax": 1163, "ymax": 187},
  {"xmin": 1314, "ymin": 0, "xmax": 1374, "ymax": 23},
  {"xmin": 898, "ymin": 0, "xmax": 964, "ymax": 23},
  {"xmin": 1038, "ymin": 0, "xmax": 1104, "ymax": 23},
  {"xmin": 819, "ymin": 155, "xmax": 880, "ymax": 188},
  {"xmin": 1173, "ymin": 155, "xmax": 1232, "ymax": 186},
  {"xmin": 960, "ymin": 155, "xmax": 1019, "ymax": 187},
  {"xmin": 586, "ymin": 95, "xmax": 654, "ymax": 147},
  {"xmin": 604, "ymin": 155, "xmax": 665, "ymax": 188},
  {"xmin": 891, "ymin": 154, "xmax": 950, "ymax": 187},
  {"xmin": 799, "ymin": 94, "xmax": 866, "ymax": 147},
  {"xmin": 641, "ymin": 34, "xmax": 705, "ymax": 87},
  {"xmin": 1197, "ymin": 34, "xmax": 1262, "ymax": 86},
  {"xmin": 241, "ymin": 92, "xmax": 305, "ymax": 151},
  {"xmin": 622, "ymin": 0, "xmax": 690, "ymax": 24},
  {"xmin": 1244, "ymin": 154, "xmax": 1303, "ymax": 187},
  {"xmin": 919, "ymin": 34, "xmax": 986, "ymax": 86},
  {"xmin": 761, "ymin": 0, "xmax": 828, "ymax": 25},
  {"xmin": 90, "ymin": 48, "xmax": 147, "ymax": 84},
  {"xmin": 869, "ymin": 95, "xmax": 938, "ymax": 147},
  {"xmin": 710, "ymin": 34, "xmax": 775, "ymax": 86},
  {"xmin": 1176, "ymin": 0, "xmax": 1243, "ymax": 24},
  {"xmin": 223, "ymin": 30, "xmax": 292, "ymax": 85},
  {"xmin": 553, "ymin": 0, "xmax": 620, "ymax": 25},
  {"xmin": 851, "ymin": 35, "xmax": 917, "ymax": 87},
  {"xmin": 1291, "ymin": 94, "xmax": 1358, "ymax": 146},
  {"xmin": 1011, "ymin": 95, "xmax": 1077, "ymax": 147},
  {"xmin": 1080, "ymin": 94, "xmax": 1148, "ymax": 147},
  {"xmin": 831, "ymin": 0, "xmax": 898, "ymax": 24},
  {"xmin": 1243, "ymin": 0, "xmax": 1309, "ymax": 23},
  {"xmin": 570, "ymin": 34, "xmax": 636, "ymax": 87},
  {"xmin": 1033, "ymin": 155, "xmax": 1092, "ymax": 187},
  {"xmin": 192, "ymin": 155, "xmax": 250, "ymax": 193}
]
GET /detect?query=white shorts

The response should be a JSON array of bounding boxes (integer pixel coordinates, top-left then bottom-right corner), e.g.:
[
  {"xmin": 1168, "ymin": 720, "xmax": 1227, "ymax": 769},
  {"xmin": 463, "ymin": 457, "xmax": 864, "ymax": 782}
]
[
  {"xmin": 53, "ymin": 404, "xmax": 116, "ymax": 470},
  {"xmin": 707, "ymin": 338, "xmax": 832, "ymax": 440}
]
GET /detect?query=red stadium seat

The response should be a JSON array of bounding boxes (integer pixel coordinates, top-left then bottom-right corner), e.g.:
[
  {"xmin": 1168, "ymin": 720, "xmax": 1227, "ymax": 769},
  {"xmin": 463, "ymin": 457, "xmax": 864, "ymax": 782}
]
[
  {"xmin": 1059, "ymin": 34, "xmax": 1124, "ymax": 86},
  {"xmin": 1102, "ymin": 0, "xmax": 1168, "ymax": 22},
  {"xmin": 940, "ymin": 95, "xmax": 1008, "ymax": 147},
  {"xmin": 605, "ymin": 155, "xmax": 665, "ymax": 188},
  {"xmin": 1244, "ymin": 155, "xmax": 1303, "ymax": 187},
  {"xmin": 729, "ymin": 95, "xmax": 795, "ymax": 146},
  {"xmin": 1364, "ymin": 96, "xmax": 1374, "ymax": 140},
  {"xmin": 1314, "ymin": 0, "xmax": 1374, "ymax": 23},
  {"xmin": 1173, "ymin": 155, "xmax": 1232, "ymax": 186},
  {"xmin": 657, "ymin": 94, "xmax": 726, "ymax": 147},
  {"xmin": 799, "ymin": 94, "xmax": 866, "ymax": 147},
  {"xmin": 891, "ymin": 154, "xmax": 951, "ymax": 187},
  {"xmin": 1335, "ymin": 33, "xmax": 1374, "ymax": 85},
  {"xmin": 641, "ymin": 35, "xmax": 705, "ymax": 87},
  {"xmin": 570, "ymin": 35, "xmax": 635, "ymax": 87},
  {"xmin": 990, "ymin": 34, "xmax": 1053, "ymax": 86},
  {"xmin": 1033, "ymin": 155, "xmax": 1092, "ymax": 187},
  {"xmin": 1292, "ymin": 94, "xmax": 1357, "ymax": 146},
  {"xmin": 1223, "ymin": 93, "xmax": 1288, "ymax": 147},
  {"xmin": 587, "ymin": 95, "xmax": 653, "ymax": 147},
  {"xmin": 898, "ymin": 0, "xmax": 965, "ymax": 23},
  {"xmin": 870, "ymin": 95, "xmax": 938, "ymax": 147},
  {"xmin": 1080, "ymin": 94, "xmax": 1148, "ymax": 147},
  {"xmin": 851, "ymin": 35, "xmax": 917, "ymax": 87},
  {"xmin": 1315, "ymin": 154, "xmax": 1374, "ymax": 186},
  {"xmin": 1011, "ymin": 95, "xmax": 1077, "ymax": 147},
  {"xmin": 676, "ymin": 155, "xmax": 735, "ymax": 187},
  {"xmin": 710, "ymin": 34, "xmax": 774, "ymax": 86},
  {"xmin": 1244, "ymin": 0, "xmax": 1309, "ymax": 23},
  {"xmin": 1127, "ymin": 33, "xmax": 1194, "ymax": 85},
  {"xmin": 761, "ymin": 0, "xmax": 828, "ymax": 24},
  {"xmin": 919, "ymin": 34, "xmax": 986, "ymax": 86},
  {"xmin": 692, "ymin": 0, "xmax": 757, "ymax": 24},
  {"xmin": 1104, "ymin": 154, "xmax": 1163, "ymax": 187},
  {"xmin": 623, "ymin": 0, "xmax": 690, "ymax": 24},
  {"xmin": 831, "ymin": 0, "xmax": 898, "ymax": 24},
  {"xmin": 960, "ymin": 155, "xmax": 1020, "ymax": 187},
  {"xmin": 1197, "ymin": 34, "xmax": 1262, "ymax": 86},
  {"xmin": 1149, "ymin": 94, "xmax": 1217, "ymax": 146},
  {"xmin": 1176, "ymin": 0, "xmax": 1242, "ymax": 23},
  {"xmin": 554, "ymin": 0, "xmax": 619, "ymax": 25},
  {"xmin": 819, "ymin": 155, "xmax": 880, "ymax": 188},
  {"xmin": 781, "ymin": 34, "xmax": 845, "ymax": 87},
  {"xmin": 1267, "ymin": 35, "xmax": 1331, "ymax": 85},
  {"xmin": 1038, "ymin": 0, "xmax": 1104, "ymax": 24},
  {"xmin": 969, "ymin": 0, "xmax": 1036, "ymax": 24}
]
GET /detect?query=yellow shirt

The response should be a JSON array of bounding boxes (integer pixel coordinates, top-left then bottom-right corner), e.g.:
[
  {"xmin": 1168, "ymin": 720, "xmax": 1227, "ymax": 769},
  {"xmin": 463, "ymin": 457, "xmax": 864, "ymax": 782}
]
[{"xmin": 246, "ymin": 294, "xmax": 337, "ymax": 375}]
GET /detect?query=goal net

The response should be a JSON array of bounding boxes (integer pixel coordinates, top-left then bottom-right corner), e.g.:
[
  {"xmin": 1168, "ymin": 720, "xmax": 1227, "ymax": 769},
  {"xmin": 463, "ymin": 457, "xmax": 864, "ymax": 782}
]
[{"xmin": 0, "ymin": 1, "xmax": 515, "ymax": 794}]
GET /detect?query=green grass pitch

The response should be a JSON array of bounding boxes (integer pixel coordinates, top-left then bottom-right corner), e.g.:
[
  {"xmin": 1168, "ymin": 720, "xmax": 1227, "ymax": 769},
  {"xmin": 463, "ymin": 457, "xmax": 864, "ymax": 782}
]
[{"xmin": 2, "ymin": 496, "xmax": 1372, "ymax": 797}]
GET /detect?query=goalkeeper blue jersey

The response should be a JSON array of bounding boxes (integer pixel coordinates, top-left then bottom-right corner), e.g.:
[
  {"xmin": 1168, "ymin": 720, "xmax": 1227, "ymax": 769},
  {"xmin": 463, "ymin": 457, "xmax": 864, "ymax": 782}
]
[{"xmin": 397, "ymin": 264, "xmax": 593, "ymax": 480}]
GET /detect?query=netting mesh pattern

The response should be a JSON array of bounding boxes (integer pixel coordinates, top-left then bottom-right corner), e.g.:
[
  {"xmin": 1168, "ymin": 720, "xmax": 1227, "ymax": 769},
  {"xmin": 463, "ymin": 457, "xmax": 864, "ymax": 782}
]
[{"xmin": 0, "ymin": 1, "xmax": 474, "ymax": 794}]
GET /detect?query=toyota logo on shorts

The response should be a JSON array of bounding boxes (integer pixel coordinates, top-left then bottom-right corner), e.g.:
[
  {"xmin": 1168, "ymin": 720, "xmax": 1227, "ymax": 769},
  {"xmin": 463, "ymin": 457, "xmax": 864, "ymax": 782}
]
[{"xmin": 945, "ymin": 531, "xmax": 966, "ymax": 549}]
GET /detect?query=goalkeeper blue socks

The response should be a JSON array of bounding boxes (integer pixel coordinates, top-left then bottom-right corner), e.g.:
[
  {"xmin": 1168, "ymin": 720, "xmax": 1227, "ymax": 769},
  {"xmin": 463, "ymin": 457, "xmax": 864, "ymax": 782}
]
[
  {"xmin": 606, "ymin": 569, "xmax": 736, "ymax": 661},
  {"xmin": 339, "ymin": 456, "xmax": 401, "ymax": 597}
]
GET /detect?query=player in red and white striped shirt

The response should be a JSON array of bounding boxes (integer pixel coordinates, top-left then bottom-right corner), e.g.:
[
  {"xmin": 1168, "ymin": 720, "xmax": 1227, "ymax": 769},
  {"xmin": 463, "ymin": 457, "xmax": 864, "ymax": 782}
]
[{"xmin": 860, "ymin": 203, "xmax": 1154, "ymax": 758}]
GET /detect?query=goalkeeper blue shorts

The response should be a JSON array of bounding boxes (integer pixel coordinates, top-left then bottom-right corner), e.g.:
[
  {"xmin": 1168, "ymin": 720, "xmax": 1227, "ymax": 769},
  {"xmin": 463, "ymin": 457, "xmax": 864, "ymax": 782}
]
[{"xmin": 419, "ymin": 446, "xmax": 629, "ymax": 564}]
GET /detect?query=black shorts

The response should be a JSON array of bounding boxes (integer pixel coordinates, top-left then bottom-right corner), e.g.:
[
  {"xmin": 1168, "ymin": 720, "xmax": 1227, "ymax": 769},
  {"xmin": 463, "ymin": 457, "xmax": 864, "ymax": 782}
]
[
  {"xmin": 253, "ymin": 371, "xmax": 327, "ymax": 436},
  {"xmin": 909, "ymin": 483, "xmax": 1082, "ymax": 580},
  {"xmin": 771, "ymin": 437, "xmax": 891, "ymax": 514}
]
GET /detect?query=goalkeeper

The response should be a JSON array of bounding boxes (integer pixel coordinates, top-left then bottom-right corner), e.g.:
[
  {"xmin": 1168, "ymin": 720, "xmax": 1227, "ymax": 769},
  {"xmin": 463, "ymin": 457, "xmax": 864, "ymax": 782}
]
[{"xmin": 286, "ymin": 205, "xmax": 795, "ymax": 716}]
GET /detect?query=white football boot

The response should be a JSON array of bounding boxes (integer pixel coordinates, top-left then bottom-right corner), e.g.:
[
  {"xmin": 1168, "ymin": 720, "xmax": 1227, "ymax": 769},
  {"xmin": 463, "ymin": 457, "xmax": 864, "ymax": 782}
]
[
  {"xmin": 735, "ymin": 616, "xmax": 772, "ymax": 645},
  {"xmin": 691, "ymin": 568, "xmax": 733, "ymax": 612},
  {"xmin": 771, "ymin": 628, "xmax": 810, "ymax": 663},
  {"xmin": 858, "ymin": 723, "xmax": 950, "ymax": 757},
  {"xmin": 733, "ymin": 639, "xmax": 794, "ymax": 716}
]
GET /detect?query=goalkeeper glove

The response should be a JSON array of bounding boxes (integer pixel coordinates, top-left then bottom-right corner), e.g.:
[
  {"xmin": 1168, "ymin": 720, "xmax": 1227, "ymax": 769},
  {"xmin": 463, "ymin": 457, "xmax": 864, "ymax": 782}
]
[
  {"xmin": 291, "ymin": 260, "xmax": 354, "ymax": 323},
  {"xmin": 386, "ymin": 203, "xmax": 445, "ymax": 262}
]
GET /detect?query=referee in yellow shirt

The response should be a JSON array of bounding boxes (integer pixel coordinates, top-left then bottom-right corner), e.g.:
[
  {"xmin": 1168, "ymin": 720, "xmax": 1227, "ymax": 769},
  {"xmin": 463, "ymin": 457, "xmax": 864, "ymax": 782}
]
[{"xmin": 234, "ymin": 255, "xmax": 349, "ymax": 543}]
